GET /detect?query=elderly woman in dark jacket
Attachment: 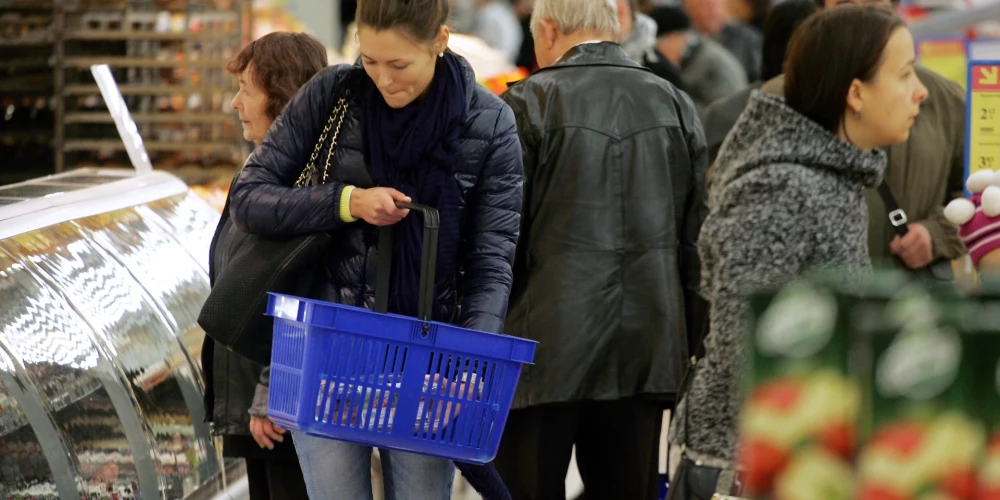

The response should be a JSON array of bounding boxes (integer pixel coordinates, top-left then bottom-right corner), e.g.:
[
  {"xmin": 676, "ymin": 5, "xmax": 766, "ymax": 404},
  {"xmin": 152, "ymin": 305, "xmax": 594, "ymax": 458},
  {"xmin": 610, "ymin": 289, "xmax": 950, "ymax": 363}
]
[
  {"xmin": 202, "ymin": 31, "xmax": 327, "ymax": 500},
  {"xmin": 227, "ymin": 0, "xmax": 523, "ymax": 496}
]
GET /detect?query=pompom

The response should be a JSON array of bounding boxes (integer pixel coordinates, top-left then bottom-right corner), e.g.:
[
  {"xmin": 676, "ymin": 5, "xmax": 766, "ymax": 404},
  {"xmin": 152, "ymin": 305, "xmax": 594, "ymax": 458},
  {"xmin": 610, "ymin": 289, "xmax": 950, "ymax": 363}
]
[
  {"xmin": 944, "ymin": 198, "xmax": 977, "ymax": 225},
  {"xmin": 966, "ymin": 169, "xmax": 997, "ymax": 194},
  {"xmin": 983, "ymin": 185, "xmax": 1000, "ymax": 218}
]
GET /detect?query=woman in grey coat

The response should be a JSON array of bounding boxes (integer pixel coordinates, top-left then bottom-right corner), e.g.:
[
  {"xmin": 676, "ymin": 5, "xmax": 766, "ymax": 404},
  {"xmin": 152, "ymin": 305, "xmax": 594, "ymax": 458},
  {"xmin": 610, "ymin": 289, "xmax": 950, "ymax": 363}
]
[{"xmin": 668, "ymin": 6, "xmax": 928, "ymax": 499}]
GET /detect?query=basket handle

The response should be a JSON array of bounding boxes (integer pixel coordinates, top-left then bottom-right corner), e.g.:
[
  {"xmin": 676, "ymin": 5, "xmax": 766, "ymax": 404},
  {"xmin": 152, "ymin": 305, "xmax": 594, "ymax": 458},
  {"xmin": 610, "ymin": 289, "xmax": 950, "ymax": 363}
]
[{"xmin": 374, "ymin": 201, "xmax": 441, "ymax": 321}]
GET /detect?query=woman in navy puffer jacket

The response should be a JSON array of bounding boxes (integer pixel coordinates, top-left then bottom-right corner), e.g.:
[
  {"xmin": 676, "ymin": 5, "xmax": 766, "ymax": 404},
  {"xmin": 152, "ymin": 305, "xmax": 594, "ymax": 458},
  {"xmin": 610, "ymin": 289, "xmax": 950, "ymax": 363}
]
[{"xmin": 227, "ymin": 0, "xmax": 522, "ymax": 497}]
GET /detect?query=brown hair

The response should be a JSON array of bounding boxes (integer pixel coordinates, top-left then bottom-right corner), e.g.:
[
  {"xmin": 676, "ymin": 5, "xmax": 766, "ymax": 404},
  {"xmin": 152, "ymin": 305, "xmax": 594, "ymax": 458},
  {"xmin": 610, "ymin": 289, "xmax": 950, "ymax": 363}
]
[
  {"xmin": 784, "ymin": 5, "xmax": 904, "ymax": 133},
  {"xmin": 227, "ymin": 32, "xmax": 328, "ymax": 120},
  {"xmin": 356, "ymin": 0, "xmax": 449, "ymax": 45}
]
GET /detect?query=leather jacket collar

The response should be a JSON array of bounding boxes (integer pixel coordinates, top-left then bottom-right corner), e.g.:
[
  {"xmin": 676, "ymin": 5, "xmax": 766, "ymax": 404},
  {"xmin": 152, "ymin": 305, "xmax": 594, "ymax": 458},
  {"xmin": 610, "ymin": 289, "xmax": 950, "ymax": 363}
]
[{"xmin": 546, "ymin": 41, "xmax": 645, "ymax": 71}]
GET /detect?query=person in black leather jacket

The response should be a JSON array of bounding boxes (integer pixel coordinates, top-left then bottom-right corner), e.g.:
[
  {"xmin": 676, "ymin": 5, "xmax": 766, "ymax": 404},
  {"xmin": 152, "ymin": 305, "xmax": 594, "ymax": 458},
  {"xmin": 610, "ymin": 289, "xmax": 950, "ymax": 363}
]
[
  {"xmin": 494, "ymin": 0, "xmax": 709, "ymax": 497},
  {"xmin": 201, "ymin": 32, "xmax": 327, "ymax": 500},
  {"xmin": 227, "ymin": 0, "xmax": 523, "ymax": 497}
]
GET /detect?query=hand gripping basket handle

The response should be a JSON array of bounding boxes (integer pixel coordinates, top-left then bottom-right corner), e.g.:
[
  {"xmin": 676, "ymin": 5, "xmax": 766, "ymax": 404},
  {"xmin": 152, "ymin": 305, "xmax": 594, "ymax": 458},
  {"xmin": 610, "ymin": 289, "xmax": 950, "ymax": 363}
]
[{"xmin": 373, "ymin": 201, "xmax": 441, "ymax": 321}]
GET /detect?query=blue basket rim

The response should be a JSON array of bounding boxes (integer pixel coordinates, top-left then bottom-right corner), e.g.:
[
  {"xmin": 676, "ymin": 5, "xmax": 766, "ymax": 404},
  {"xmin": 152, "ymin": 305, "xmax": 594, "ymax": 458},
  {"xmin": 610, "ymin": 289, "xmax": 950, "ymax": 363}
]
[{"xmin": 266, "ymin": 292, "xmax": 538, "ymax": 347}]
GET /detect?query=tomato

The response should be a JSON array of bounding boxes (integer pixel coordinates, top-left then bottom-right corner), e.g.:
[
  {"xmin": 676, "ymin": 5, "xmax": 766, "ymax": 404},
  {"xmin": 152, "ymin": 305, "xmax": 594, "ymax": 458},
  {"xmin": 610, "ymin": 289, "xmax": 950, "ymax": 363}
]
[
  {"xmin": 941, "ymin": 468, "xmax": 978, "ymax": 499},
  {"xmin": 818, "ymin": 422, "xmax": 855, "ymax": 459},
  {"xmin": 980, "ymin": 488, "xmax": 1000, "ymax": 500},
  {"xmin": 750, "ymin": 379, "xmax": 803, "ymax": 412},
  {"xmin": 869, "ymin": 421, "xmax": 924, "ymax": 455},
  {"xmin": 738, "ymin": 439, "xmax": 789, "ymax": 495},
  {"xmin": 857, "ymin": 484, "xmax": 908, "ymax": 500}
]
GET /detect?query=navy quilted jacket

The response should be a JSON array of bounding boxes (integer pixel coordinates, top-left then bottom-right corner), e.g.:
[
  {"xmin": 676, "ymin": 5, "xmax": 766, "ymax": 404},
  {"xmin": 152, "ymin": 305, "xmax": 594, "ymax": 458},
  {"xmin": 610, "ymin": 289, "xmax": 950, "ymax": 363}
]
[{"xmin": 229, "ymin": 57, "xmax": 523, "ymax": 334}]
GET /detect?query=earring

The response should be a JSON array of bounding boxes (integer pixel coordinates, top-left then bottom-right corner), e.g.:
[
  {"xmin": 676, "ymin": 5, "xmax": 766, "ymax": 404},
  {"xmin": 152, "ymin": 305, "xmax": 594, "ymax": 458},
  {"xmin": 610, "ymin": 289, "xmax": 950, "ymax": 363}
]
[
  {"xmin": 855, "ymin": 108, "xmax": 863, "ymax": 119},
  {"xmin": 439, "ymin": 52, "xmax": 444, "ymax": 57}
]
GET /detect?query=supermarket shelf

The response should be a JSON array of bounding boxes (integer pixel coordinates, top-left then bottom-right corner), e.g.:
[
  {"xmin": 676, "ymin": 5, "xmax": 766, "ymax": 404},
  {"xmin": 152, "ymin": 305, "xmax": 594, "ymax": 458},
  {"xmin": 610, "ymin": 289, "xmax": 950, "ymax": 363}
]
[
  {"xmin": 0, "ymin": 57, "xmax": 51, "ymax": 70},
  {"xmin": 64, "ymin": 112, "xmax": 236, "ymax": 124},
  {"xmin": 63, "ymin": 140, "xmax": 237, "ymax": 152},
  {"xmin": 0, "ymin": 36, "xmax": 54, "ymax": 46},
  {"xmin": 63, "ymin": 30, "xmax": 237, "ymax": 41},
  {"xmin": 0, "ymin": 130, "xmax": 54, "ymax": 140},
  {"xmin": 63, "ymin": 84, "xmax": 235, "ymax": 95},
  {"xmin": 0, "ymin": 79, "xmax": 54, "ymax": 93},
  {"xmin": 63, "ymin": 57, "xmax": 229, "ymax": 69}
]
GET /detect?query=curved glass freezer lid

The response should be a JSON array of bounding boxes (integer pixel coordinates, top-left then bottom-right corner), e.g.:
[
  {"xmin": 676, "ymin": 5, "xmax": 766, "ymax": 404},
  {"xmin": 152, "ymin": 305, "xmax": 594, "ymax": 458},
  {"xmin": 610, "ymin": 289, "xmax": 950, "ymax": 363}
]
[
  {"xmin": 72, "ymin": 205, "xmax": 212, "ymax": 370},
  {"xmin": 0, "ymin": 221, "xmax": 219, "ymax": 498},
  {"xmin": 0, "ymin": 345, "xmax": 61, "ymax": 499}
]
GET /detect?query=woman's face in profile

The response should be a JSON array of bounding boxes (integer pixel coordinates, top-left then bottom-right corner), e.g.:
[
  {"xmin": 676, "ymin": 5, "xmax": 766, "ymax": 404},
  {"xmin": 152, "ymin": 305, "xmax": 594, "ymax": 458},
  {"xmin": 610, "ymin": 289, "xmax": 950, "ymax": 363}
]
[
  {"xmin": 358, "ymin": 26, "xmax": 446, "ymax": 109},
  {"xmin": 231, "ymin": 66, "xmax": 272, "ymax": 145},
  {"xmin": 856, "ymin": 27, "xmax": 928, "ymax": 147}
]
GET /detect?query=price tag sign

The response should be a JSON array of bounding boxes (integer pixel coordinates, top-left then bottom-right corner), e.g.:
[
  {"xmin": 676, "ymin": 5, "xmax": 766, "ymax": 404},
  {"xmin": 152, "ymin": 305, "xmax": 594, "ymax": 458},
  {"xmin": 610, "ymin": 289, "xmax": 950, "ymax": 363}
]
[
  {"xmin": 917, "ymin": 37, "xmax": 968, "ymax": 90},
  {"xmin": 965, "ymin": 61, "xmax": 1000, "ymax": 188}
]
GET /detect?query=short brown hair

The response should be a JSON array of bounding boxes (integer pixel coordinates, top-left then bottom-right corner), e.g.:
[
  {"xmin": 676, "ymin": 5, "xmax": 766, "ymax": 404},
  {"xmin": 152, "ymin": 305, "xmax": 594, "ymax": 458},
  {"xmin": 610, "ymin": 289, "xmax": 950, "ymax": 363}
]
[
  {"xmin": 784, "ymin": 5, "xmax": 904, "ymax": 133},
  {"xmin": 356, "ymin": 0, "xmax": 449, "ymax": 45},
  {"xmin": 227, "ymin": 32, "xmax": 328, "ymax": 120}
]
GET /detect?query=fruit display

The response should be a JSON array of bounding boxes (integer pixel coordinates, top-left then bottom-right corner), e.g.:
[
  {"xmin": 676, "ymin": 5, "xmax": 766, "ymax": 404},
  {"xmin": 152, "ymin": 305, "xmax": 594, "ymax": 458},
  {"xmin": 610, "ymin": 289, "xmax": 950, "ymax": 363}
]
[
  {"xmin": 854, "ymin": 287, "xmax": 986, "ymax": 500},
  {"xmin": 739, "ymin": 278, "xmax": 860, "ymax": 499}
]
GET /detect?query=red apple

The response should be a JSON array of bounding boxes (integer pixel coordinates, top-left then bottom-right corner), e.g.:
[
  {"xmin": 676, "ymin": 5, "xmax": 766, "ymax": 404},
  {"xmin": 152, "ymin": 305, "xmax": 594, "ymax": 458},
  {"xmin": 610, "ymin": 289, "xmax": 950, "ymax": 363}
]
[
  {"xmin": 868, "ymin": 421, "xmax": 925, "ymax": 456},
  {"xmin": 818, "ymin": 422, "xmax": 856, "ymax": 459},
  {"xmin": 941, "ymin": 468, "xmax": 978, "ymax": 500},
  {"xmin": 989, "ymin": 431, "xmax": 1000, "ymax": 453},
  {"xmin": 979, "ymin": 488, "xmax": 1000, "ymax": 500},
  {"xmin": 750, "ymin": 379, "xmax": 803, "ymax": 413},
  {"xmin": 738, "ymin": 439, "xmax": 790, "ymax": 495},
  {"xmin": 857, "ymin": 484, "xmax": 909, "ymax": 500}
]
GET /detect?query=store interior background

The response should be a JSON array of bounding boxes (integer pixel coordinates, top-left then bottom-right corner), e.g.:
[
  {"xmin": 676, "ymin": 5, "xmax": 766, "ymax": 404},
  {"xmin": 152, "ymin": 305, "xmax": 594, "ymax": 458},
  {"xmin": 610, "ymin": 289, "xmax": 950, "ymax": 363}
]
[{"xmin": 4, "ymin": 0, "xmax": 1000, "ymax": 498}]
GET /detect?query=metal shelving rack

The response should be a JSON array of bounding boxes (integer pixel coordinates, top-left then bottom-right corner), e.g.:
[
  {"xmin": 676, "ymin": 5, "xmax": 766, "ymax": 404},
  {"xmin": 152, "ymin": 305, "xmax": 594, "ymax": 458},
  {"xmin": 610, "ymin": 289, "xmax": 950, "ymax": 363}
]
[
  {"xmin": 1, "ymin": 0, "xmax": 251, "ymax": 184},
  {"xmin": 54, "ymin": 0, "xmax": 252, "ymax": 179},
  {"xmin": 0, "ymin": 1, "xmax": 58, "ymax": 184}
]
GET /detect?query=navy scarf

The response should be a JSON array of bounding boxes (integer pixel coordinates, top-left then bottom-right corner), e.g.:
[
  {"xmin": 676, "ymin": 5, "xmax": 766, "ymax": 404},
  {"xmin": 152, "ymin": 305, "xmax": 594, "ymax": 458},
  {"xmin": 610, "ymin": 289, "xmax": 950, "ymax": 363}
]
[{"xmin": 362, "ymin": 51, "xmax": 468, "ymax": 319}]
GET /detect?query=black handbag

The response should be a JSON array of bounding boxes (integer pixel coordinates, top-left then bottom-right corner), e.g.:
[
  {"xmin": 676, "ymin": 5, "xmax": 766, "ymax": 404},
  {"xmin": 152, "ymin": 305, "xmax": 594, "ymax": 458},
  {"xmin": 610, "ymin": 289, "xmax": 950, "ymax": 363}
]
[
  {"xmin": 198, "ymin": 96, "xmax": 349, "ymax": 365},
  {"xmin": 875, "ymin": 182, "xmax": 954, "ymax": 283}
]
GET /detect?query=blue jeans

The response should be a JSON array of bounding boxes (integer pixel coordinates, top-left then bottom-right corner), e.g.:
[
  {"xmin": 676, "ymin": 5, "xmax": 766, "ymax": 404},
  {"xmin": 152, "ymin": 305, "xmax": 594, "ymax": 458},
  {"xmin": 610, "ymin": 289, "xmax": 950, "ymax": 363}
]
[{"xmin": 291, "ymin": 431, "xmax": 454, "ymax": 500}]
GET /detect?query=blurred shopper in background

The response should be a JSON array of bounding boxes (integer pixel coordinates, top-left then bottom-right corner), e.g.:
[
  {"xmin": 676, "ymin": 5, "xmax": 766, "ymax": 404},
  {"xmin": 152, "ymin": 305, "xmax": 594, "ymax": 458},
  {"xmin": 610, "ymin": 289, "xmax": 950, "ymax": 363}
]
[
  {"xmin": 682, "ymin": 0, "xmax": 761, "ymax": 82},
  {"xmin": 650, "ymin": 6, "xmax": 746, "ymax": 112},
  {"xmin": 761, "ymin": 0, "xmax": 967, "ymax": 280},
  {"xmin": 617, "ymin": 0, "xmax": 688, "ymax": 91},
  {"xmin": 727, "ymin": 0, "xmax": 769, "ymax": 31},
  {"xmin": 668, "ymin": 6, "xmax": 927, "ymax": 498},
  {"xmin": 496, "ymin": 0, "xmax": 708, "ymax": 496},
  {"xmin": 471, "ymin": 0, "xmax": 524, "ymax": 62},
  {"xmin": 205, "ymin": 31, "xmax": 328, "ymax": 500},
  {"xmin": 701, "ymin": 0, "xmax": 817, "ymax": 166}
]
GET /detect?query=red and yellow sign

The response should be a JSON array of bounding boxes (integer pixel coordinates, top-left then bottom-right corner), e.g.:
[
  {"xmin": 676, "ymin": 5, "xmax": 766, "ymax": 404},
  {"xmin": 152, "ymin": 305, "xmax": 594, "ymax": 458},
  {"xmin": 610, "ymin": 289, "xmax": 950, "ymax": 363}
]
[
  {"xmin": 918, "ymin": 38, "xmax": 969, "ymax": 90},
  {"xmin": 968, "ymin": 64, "xmax": 1000, "ymax": 176}
]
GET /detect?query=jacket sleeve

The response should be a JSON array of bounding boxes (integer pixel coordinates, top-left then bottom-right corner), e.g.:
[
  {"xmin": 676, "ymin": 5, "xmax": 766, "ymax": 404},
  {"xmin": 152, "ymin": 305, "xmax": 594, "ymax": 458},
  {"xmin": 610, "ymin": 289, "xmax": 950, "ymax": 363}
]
[
  {"xmin": 248, "ymin": 366, "xmax": 269, "ymax": 418},
  {"xmin": 457, "ymin": 104, "xmax": 524, "ymax": 334},
  {"xmin": 500, "ymin": 86, "xmax": 536, "ymax": 303},
  {"xmin": 678, "ymin": 92, "xmax": 711, "ymax": 358},
  {"xmin": 229, "ymin": 66, "xmax": 354, "ymax": 236},
  {"xmin": 916, "ymin": 78, "xmax": 967, "ymax": 261}
]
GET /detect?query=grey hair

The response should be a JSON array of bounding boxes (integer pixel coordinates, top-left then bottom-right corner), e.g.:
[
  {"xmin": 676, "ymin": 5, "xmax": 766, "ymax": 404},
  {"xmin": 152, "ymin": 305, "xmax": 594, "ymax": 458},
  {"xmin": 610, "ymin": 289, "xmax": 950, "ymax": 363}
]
[{"xmin": 530, "ymin": 0, "xmax": 620, "ymax": 38}]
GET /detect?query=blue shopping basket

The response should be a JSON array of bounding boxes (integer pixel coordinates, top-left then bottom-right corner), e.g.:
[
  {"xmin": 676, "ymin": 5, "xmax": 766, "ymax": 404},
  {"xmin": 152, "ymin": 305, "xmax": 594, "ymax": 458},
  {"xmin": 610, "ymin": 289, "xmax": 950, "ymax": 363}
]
[{"xmin": 265, "ymin": 202, "xmax": 537, "ymax": 464}]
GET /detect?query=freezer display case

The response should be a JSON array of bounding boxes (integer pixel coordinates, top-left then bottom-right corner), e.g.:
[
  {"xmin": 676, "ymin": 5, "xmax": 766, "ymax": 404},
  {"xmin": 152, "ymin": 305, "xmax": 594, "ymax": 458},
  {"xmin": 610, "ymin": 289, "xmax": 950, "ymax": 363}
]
[{"xmin": 0, "ymin": 168, "xmax": 226, "ymax": 499}]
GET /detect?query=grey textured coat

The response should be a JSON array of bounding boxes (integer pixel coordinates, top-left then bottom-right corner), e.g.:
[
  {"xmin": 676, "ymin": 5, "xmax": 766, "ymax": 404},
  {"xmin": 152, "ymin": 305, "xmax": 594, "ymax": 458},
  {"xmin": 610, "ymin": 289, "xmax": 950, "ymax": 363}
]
[{"xmin": 669, "ymin": 91, "xmax": 885, "ymax": 463}]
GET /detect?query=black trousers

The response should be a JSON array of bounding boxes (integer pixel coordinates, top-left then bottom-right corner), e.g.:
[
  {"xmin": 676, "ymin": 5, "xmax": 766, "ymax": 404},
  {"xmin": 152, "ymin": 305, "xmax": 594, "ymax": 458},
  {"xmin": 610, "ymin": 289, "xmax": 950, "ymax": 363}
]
[
  {"xmin": 245, "ymin": 457, "xmax": 309, "ymax": 500},
  {"xmin": 494, "ymin": 397, "xmax": 666, "ymax": 500}
]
